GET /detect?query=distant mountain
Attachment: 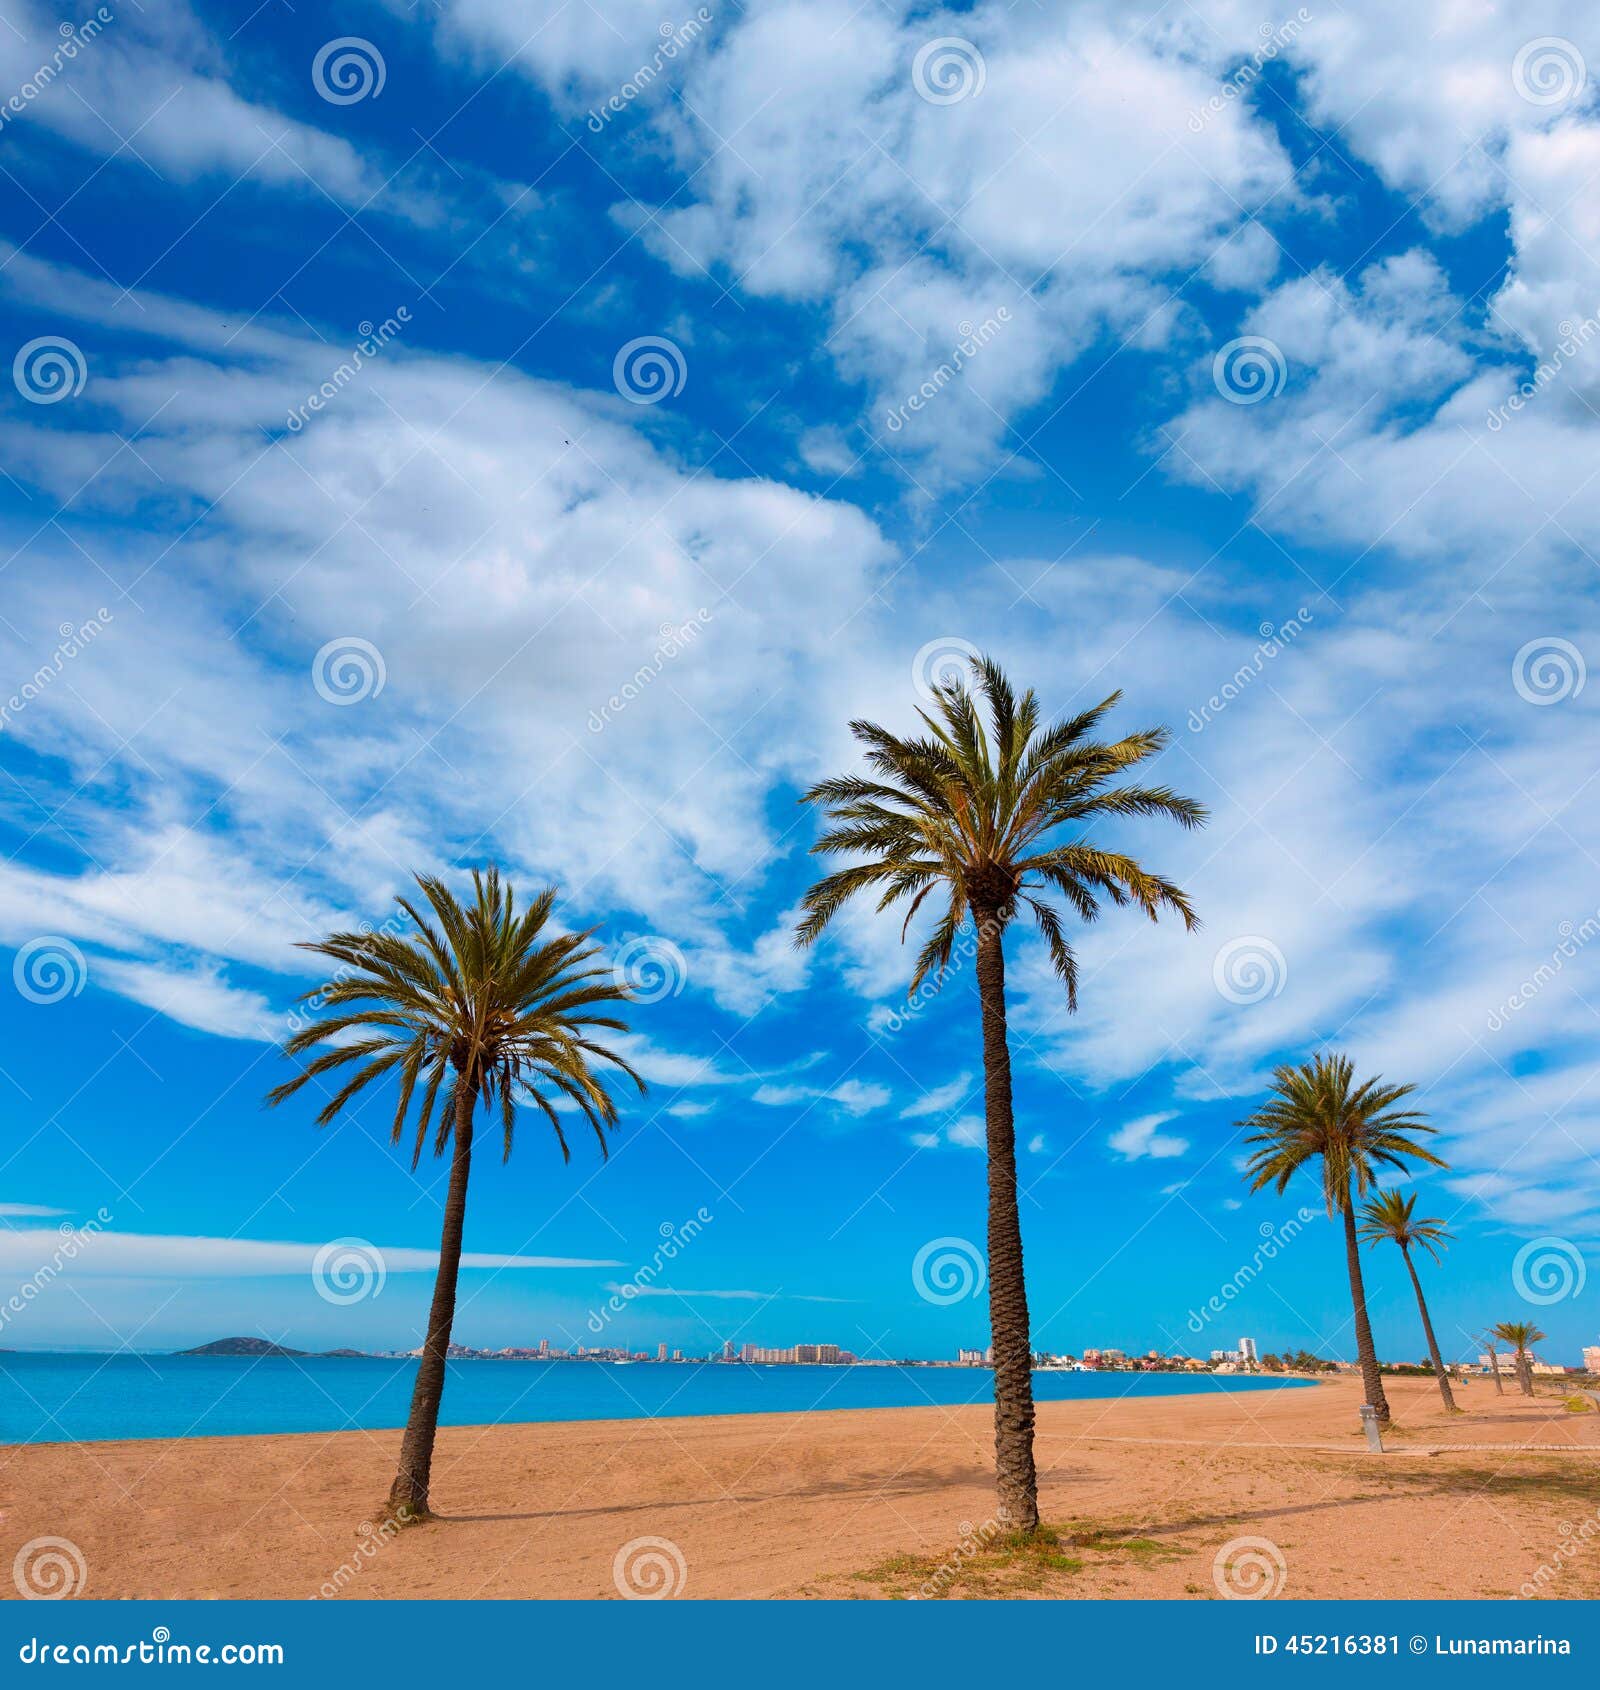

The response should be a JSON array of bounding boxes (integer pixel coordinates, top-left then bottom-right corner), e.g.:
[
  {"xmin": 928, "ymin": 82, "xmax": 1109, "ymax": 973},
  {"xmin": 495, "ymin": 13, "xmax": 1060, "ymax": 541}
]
[
  {"xmin": 174, "ymin": 1337, "xmax": 378, "ymax": 1358},
  {"xmin": 175, "ymin": 1337, "xmax": 308, "ymax": 1358}
]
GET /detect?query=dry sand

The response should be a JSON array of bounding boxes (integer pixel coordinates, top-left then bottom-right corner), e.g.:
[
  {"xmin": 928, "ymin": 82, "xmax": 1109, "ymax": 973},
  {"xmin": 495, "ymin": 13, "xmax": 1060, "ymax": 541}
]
[{"xmin": 5, "ymin": 1374, "xmax": 1597, "ymax": 1600}]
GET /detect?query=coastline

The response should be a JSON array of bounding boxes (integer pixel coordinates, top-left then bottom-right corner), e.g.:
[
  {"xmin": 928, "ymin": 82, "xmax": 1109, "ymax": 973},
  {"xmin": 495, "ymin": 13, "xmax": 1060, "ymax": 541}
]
[
  {"xmin": 4, "ymin": 1375, "xmax": 1594, "ymax": 1600},
  {"xmin": 0, "ymin": 1353, "xmax": 1314, "ymax": 1446}
]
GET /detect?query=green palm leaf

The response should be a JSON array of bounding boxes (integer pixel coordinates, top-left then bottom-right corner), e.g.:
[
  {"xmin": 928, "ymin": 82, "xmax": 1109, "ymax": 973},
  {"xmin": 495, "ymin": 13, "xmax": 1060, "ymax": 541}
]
[{"xmin": 795, "ymin": 655, "xmax": 1205, "ymax": 1009}]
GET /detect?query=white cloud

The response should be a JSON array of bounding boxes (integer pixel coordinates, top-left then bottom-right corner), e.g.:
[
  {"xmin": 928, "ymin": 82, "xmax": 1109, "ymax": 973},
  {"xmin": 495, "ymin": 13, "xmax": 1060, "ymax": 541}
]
[
  {"xmin": 910, "ymin": 1113, "xmax": 986, "ymax": 1152},
  {"xmin": 441, "ymin": 0, "xmax": 1297, "ymax": 488},
  {"xmin": 0, "ymin": 0, "xmax": 380, "ymax": 205},
  {"xmin": 752, "ymin": 1077, "xmax": 890, "ymax": 1116},
  {"xmin": 0, "ymin": 254, "xmax": 897, "ymax": 1040},
  {"xmin": 0, "ymin": 1229, "xmax": 621, "ymax": 1277},
  {"xmin": 1109, "ymin": 1111, "xmax": 1190, "ymax": 1161},
  {"xmin": 92, "ymin": 958, "xmax": 278, "ymax": 1044},
  {"xmin": 599, "ymin": 1282, "xmax": 853, "ymax": 1302},
  {"xmin": 797, "ymin": 427, "xmax": 861, "ymax": 478},
  {"xmin": 829, "ymin": 1079, "xmax": 891, "ymax": 1115},
  {"xmin": 899, "ymin": 1072, "xmax": 974, "ymax": 1119}
]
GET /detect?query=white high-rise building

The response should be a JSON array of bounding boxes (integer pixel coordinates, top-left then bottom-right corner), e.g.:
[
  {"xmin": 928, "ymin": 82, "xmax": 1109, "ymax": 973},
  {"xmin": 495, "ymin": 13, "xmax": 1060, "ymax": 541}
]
[
  {"xmin": 1239, "ymin": 1336, "xmax": 1258, "ymax": 1366},
  {"xmin": 1582, "ymin": 1345, "xmax": 1600, "ymax": 1375}
]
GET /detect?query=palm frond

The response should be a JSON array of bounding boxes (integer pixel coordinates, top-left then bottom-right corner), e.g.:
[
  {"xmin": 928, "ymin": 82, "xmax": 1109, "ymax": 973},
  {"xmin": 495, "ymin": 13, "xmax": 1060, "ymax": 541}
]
[
  {"xmin": 265, "ymin": 869, "xmax": 645, "ymax": 1172},
  {"xmin": 1239, "ymin": 1053, "xmax": 1448, "ymax": 1215},
  {"xmin": 795, "ymin": 656, "xmax": 1203, "ymax": 1013}
]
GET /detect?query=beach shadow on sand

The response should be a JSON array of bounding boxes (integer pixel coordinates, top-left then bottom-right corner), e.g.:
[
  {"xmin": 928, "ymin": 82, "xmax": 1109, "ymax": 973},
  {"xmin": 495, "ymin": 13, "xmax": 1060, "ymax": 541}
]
[{"xmin": 434, "ymin": 1461, "xmax": 1098, "ymax": 1524}]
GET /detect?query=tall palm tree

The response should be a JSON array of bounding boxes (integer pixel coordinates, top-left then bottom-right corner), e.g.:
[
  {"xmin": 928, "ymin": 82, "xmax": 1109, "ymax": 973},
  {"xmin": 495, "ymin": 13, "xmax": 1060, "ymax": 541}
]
[
  {"xmin": 1241, "ymin": 1054, "xmax": 1446, "ymax": 1426},
  {"xmin": 1357, "ymin": 1189, "xmax": 1456, "ymax": 1411},
  {"xmin": 795, "ymin": 657, "xmax": 1204, "ymax": 1532},
  {"xmin": 1491, "ymin": 1319, "xmax": 1546, "ymax": 1398},
  {"xmin": 266, "ymin": 868, "xmax": 643, "ymax": 1520},
  {"xmin": 1481, "ymin": 1330, "xmax": 1506, "ymax": 1395}
]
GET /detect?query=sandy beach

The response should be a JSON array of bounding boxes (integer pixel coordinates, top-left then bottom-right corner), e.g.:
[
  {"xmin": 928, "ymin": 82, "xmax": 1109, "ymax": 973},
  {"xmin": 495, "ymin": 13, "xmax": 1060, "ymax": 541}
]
[{"xmin": 5, "ymin": 1375, "xmax": 1597, "ymax": 1601}]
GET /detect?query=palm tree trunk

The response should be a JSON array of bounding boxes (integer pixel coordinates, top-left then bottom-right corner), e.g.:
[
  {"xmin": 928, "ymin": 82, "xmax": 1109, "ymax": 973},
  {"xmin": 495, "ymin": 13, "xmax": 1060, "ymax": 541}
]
[
  {"xmin": 1485, "ymin": 1339, "xmax": 1504, "ymax": 1395},
  {"xmin": 972, "ymin": 907, "xmax": 1038, "ymax": 1535},
  {"xmin": 1340, "ymin": 1190, "xmax": 1390, "ymax": 1424},
  {"xmin": 388, "ymin": 1080, "xmax": 474, "ymax": 1518},
  {"xmin": 1517, "ymin": 1349, "xmax": 1534, "ymax": 1397},
  {"xmin": 1398, "ymin": 1244, "xmax": 1455, "ymax": 1411}
]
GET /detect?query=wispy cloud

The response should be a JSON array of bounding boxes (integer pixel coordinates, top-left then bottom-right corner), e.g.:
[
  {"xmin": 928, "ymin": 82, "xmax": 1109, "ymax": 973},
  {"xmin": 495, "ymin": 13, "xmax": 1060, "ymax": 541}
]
[
  {"xmin": 599, "ymin": 1283, "xmax": 854, "ymax": 1303},
  {"xmin": 753, "ymin": 1079, "xmax": 890, "ymax": 1116},
  {"xmin": 1109, "ymin": 1111, "xmax": 1190, "ymax": 1162},
  {"xmin": 0, "ymin": 1230, "xmax": 623, "ymax": 1278},
  {"xmin": 899, "ymin": 1072, "xmax": 974, "ymax": 1119}
]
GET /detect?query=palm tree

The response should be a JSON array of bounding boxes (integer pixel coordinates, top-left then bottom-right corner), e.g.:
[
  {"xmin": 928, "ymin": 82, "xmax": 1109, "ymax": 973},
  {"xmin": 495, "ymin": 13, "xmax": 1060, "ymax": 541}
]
[
  {"xmin": 266, "ymin": 868, "xmax": 643, "ymax": 1520},
  {"xmin": 1491, "ymin": 1319, "xmax": 1546, "ymax": 1397},
  {"xmin": 1357, "ymin": 1190, "xmax": 1456, "ymax": 1411},
  {"xmin": 1241, "ymin": 1053, "xmax": 1446, "ymax": 1426},
  {"xmin": 1481, "ymin": 1330, "xmax": 1506, "ymax": 1395},
  {"xmin": 795, "ymin": 657, "xmax": 1204, "ymax": 1531}
]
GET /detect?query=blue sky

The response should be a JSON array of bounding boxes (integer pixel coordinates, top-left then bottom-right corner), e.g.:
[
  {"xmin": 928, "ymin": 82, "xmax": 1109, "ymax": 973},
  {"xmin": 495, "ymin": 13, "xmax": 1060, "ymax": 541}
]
[{"xmin": 1, "ymin": 0, "xmax": 1597, "ymax": 1370}]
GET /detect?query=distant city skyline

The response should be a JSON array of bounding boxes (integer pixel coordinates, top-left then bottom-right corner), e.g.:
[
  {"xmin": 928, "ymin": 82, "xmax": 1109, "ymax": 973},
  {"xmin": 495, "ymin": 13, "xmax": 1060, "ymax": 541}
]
[{"xmin": 18, "ymin": 1325, "xmax": 1600, "ymax": 1377}]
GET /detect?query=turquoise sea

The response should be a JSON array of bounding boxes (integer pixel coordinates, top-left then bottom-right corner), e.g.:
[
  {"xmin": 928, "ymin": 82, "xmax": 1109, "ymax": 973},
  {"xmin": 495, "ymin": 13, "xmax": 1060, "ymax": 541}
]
[{"xmin": 0, "ymin": 1353, "xmax": 1312, "ymax": 1444}]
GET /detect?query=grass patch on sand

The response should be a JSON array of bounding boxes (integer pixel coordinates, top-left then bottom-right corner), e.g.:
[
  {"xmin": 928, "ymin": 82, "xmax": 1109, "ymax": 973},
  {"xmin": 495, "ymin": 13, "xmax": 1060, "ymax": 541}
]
[{"xmin": 840, "ymin": 1521, "xmax": 1190, "ymax": 1599}]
